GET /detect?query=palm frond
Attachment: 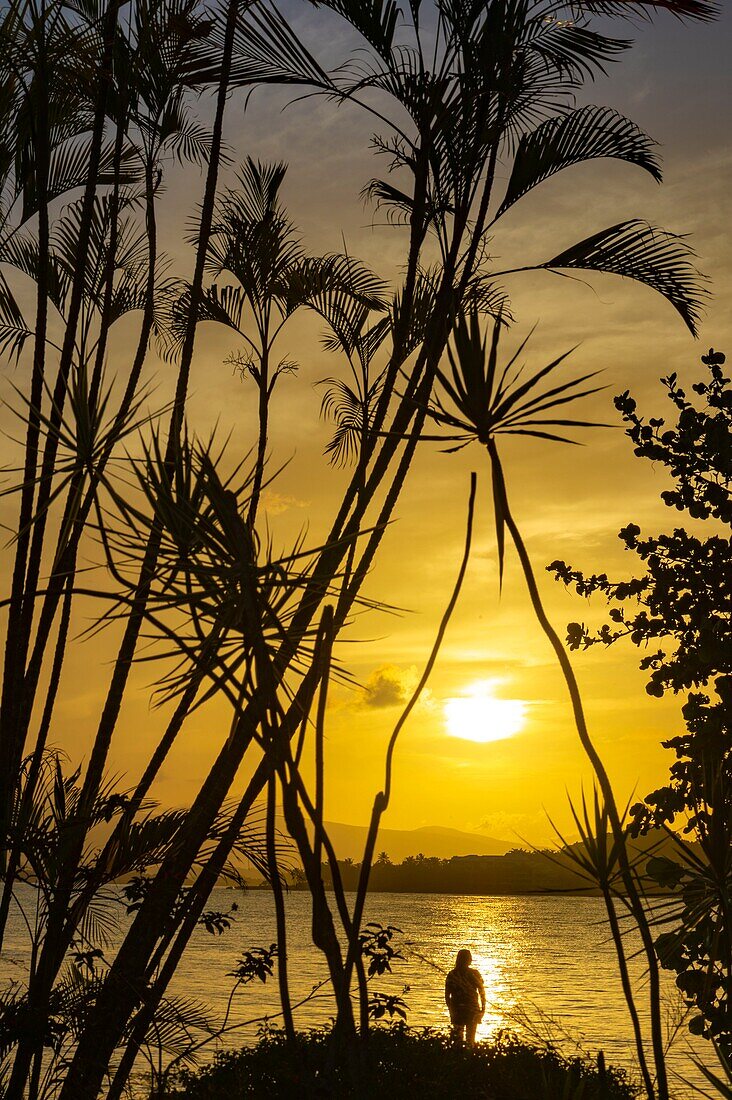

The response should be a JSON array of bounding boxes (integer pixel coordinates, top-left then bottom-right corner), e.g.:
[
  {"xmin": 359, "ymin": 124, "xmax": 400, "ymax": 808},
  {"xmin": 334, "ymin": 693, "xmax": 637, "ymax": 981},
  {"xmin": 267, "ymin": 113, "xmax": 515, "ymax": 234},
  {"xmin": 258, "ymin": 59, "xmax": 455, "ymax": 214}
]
[
  {"xmin": 312, "ymin": 0, "xmax": 400, "ymax": 61},
  {"xmin": 22, "ymin": 138, "xmax": 141, "ymax": 222},
  {"xmin": 320, "ymin": 377, "xmax": 366, "ymax": 466},
  {"xmin": 221, "ymin": 2, "xmax": 332, "ymax": 88},
  {"xmin": 541, "ymin": 219, "xmax": 708, "ymax": 336},
  {"xmin": 141, "ymin": 995, "xmax": 214, "ymax": 1064},
  {"xmin": 498, "ymin": 105, "xmax": 661, "ymax": 218},
  {"xmin": 0, "ymin": 272, "xmax": 32, "ymax": 362},
  {"xmin": 571, "ymin": 0, "xmax": 718, "ymax": 21}
]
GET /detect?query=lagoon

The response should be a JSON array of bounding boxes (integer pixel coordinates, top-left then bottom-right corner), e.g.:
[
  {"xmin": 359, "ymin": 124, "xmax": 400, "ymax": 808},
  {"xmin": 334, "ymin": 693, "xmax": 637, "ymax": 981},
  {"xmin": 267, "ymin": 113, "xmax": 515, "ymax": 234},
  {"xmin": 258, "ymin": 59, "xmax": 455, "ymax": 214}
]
[{"xmin": 1, "ymin": 889, "xmax": 709, "ymax": 1096}]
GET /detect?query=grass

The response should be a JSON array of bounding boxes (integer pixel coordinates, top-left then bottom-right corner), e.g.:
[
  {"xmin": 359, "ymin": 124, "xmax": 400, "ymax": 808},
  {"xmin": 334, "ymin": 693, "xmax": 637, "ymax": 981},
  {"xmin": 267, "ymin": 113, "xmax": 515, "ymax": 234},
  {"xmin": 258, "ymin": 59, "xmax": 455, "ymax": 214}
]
[{"xmin": 165, "ymin": 1025, "xmax": 639, "ymax": 1099}]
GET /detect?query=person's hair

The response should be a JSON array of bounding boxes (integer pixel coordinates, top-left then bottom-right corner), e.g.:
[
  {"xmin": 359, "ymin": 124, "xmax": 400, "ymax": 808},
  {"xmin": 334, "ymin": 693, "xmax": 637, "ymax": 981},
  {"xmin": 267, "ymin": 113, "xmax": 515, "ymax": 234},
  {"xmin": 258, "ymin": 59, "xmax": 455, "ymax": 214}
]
[{"xmin": 455, "ymin": 949, "xmax": 472, "ymax": 969}]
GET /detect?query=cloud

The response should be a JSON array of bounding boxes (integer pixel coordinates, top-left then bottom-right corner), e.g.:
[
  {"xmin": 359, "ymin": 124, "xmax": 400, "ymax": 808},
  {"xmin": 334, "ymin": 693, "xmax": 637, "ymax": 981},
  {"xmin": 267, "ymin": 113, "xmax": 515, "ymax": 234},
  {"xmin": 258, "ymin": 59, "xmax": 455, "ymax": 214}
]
[
  {"xmin": 360, "ymin": 665, "xmax": 418, "ymax": 709},
  {"xmin": 260, "ymin": 490, "xmax": 309, "ymax": 516},
  {"xmin": 476, "ymin": 810, "xmax": 550, "ymax": 843}
]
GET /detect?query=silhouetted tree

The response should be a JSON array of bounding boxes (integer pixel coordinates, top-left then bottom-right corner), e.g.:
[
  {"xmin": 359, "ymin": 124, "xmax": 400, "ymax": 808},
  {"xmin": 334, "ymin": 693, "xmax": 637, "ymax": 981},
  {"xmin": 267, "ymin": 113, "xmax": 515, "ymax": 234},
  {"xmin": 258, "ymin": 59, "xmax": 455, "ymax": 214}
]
[{"xmin": 549, "ymin": 349, "xmax": 731, "ymax": 1058}]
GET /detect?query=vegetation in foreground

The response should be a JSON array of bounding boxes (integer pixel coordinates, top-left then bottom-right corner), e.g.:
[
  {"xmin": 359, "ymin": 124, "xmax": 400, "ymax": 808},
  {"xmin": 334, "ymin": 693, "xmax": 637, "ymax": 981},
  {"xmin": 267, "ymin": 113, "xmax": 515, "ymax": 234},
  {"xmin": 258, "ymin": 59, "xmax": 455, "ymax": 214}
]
[{"xmin": 167, "ymin": 1027, "xmax": 638, "ymax": 1100}]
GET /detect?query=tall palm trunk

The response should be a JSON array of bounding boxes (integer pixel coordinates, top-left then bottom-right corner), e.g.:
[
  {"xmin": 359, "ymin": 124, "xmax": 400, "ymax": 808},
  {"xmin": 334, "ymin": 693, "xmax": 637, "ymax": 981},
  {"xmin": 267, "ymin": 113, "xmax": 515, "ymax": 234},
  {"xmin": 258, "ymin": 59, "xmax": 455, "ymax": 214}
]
[
  {"xmin": 14, "ymin": 107, "xmax": 129, "ymax": 762},
  {"xmin": 17, "ymin": 150, "xmax": 156, "ymax": 747},
  {"xmin": 0, "ymin": 2, "xmax": 51, "ymax": 883},
  {"xmin": 1, "ymin": 0, "xmax": 123, "ymax": 790},
  {"xmin": 4, "ymin": 155, "xmax": 162, "ymax": 1096},
  {"xmin": 0, "ymin": 562, "xmax": 75, "ymax": 950},
  {"xmin": 53, "ymin": 11, "xmax": 251, "ymax": 1093},
  {"xmin": 487, "ymin": 438, "xmax": 669, "ymax": 1100},
  {"xmin": 266, "ymin": 769, "xmax": 295, "ymax": 1041},
  {"xmin": 248, "ymin": 348, "xmax": 269, "ymax": 527}
]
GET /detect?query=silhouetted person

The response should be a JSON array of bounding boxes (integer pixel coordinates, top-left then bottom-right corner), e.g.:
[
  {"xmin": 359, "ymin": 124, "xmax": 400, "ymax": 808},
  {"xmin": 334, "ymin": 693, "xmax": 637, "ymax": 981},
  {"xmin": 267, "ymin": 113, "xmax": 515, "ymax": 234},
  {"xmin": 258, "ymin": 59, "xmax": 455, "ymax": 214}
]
[{"xmin": 445, "ymin": 949, "xmax": 485, "ymax": 1047}]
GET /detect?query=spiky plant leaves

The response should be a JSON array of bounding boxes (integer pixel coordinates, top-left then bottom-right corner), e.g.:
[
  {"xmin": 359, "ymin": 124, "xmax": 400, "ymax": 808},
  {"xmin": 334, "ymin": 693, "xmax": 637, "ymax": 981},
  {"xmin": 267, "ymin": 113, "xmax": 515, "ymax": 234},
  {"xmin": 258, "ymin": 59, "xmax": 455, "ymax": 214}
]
[
  {"xmin": 92, "ymin": 430, "xmax": 360, "ymax": 709},
  {"xmin": 432, "ymin": 310, "xmax": 606, "ymax": 449},
  {"xmin": 498, "ymin": 106, "xmax": 662, "ymax": 218},
  {"xmin": 429, "ymin": 310, "xmax": 606, "ymax": 584},
  {"xmin": 491, "ymin": 454, "xmax": 506, "ymax": 590},
  {"xmin": 541, "ymin": 219, "xmax": 707, "ymax": 335},
  {"xmin": 1, "ymin": 360, "xmax": 161, "ymax": 564},
  {"xmin": 544, "ymin": 787, "xmax": 644, "ymax": 894}
]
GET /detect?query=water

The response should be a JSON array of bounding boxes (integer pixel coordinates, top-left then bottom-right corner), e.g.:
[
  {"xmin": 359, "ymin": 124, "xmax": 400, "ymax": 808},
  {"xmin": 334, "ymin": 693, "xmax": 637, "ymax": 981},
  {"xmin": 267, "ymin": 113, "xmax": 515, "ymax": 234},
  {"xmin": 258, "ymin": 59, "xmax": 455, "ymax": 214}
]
[{"xmin": 1, "ymin": 888, "xmax": 713, "ymax": 1096}]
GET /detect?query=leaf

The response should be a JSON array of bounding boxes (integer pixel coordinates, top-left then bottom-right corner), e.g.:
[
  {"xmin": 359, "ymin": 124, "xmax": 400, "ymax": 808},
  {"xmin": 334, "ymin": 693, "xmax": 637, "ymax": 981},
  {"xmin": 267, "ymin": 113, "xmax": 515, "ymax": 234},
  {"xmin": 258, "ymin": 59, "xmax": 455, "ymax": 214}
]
[
  {"xmin": 498, "ymin": 105, "xmax": 661, "ymax": 218},
  {"xmin": 526, "ymin": 20, "xmax": 631, "ymax": 82},
  {"xmin": 313, "ymin": 0, "xmax": 400, "ymax": 60},
  {"xmin": 0, "ymin": 272, "xmax": 32, "ymax": 362},
  {"xmin": 22, "ymin": 138, "xmax": 141, "ymax": 223},
  {"xmin": 542, "ymin": 219, "xmax": 707, "ymax": 335},
  {"xmin": 221, "ymin": 2, "xmax": 332, "ymax": 88},
  {"xmin": 573, "ymin": 1, "xmax": 718, "ymax": 21}
]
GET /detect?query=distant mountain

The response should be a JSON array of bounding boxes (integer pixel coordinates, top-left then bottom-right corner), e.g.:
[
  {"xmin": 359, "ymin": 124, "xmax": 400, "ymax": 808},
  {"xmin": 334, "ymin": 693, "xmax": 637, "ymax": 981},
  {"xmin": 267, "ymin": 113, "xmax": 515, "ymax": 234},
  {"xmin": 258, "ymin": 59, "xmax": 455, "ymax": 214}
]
[{"xmin": 313, "ymin": 820, "xmax": 512, "ymax": 861}]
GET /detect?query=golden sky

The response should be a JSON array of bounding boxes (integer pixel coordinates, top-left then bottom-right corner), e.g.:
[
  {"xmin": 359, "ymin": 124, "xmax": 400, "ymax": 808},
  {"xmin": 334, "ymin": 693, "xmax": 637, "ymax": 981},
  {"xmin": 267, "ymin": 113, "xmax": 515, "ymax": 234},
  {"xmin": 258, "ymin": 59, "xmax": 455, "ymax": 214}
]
[{"xmin": 2, "ymin": 4, "xmax": 731, "ymax": 847}]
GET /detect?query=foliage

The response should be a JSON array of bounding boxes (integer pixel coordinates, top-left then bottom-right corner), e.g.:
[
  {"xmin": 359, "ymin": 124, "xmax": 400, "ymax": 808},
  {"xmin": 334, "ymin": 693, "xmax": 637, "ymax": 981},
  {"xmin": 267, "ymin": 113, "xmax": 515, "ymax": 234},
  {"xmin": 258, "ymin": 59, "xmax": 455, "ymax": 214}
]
[
  {"xmin": 0, "ymin": 0, "xmax": 718, "ymax": 1094},
  {"xmin": 358, "ymin": 922, "xmax": 403, "ymax": 977},
  {"xmin": 167, "ymin": 1027, "xmax": 639, "ymax": 1100},
  {"xmin": 548, "ymin": 351, "xmax": 732, "ymax": 1056},
  {"xmin": 228, "ymin": 945, "xmax": 279, "ymax": 986}
]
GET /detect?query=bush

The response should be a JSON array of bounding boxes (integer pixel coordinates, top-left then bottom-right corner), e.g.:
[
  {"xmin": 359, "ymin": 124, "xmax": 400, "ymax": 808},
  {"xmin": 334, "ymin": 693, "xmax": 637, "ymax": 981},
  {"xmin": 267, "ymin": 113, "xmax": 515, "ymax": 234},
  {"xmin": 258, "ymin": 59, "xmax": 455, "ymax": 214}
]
[{"xmin": 167, "ymin": 1026, "xmax": 638, "ymax": 1099}]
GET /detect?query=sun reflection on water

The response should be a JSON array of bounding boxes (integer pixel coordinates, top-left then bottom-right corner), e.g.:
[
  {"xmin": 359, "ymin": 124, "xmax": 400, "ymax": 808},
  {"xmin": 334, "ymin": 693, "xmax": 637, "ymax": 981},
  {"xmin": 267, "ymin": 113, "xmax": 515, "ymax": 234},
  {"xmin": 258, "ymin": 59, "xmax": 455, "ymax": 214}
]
[{"xmin": 433, "ymin": 901, "xmax": 523, "ymax": 1042}]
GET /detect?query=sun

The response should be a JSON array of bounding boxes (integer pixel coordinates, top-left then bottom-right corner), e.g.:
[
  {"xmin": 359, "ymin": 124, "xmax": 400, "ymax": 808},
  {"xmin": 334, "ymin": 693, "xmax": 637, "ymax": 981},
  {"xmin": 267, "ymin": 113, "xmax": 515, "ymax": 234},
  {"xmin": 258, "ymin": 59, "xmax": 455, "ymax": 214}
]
[{"xmin": 444, "ymin": 680, "xmax": 527, "ymax": 744}]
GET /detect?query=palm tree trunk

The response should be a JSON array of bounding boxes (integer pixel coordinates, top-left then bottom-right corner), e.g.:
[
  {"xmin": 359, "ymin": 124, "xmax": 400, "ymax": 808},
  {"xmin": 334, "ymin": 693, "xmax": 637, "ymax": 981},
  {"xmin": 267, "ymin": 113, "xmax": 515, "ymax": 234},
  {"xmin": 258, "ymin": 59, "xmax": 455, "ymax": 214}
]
[
  {"xmin": 0, "ymin": 0, "xmax": 52, "ymax": 883},
  {"xmin": 15, "ymin": 109, "xmax": 129, "ymax": 764},
  {"xmin": 248, "ymin": 352, "xmax": 269, "ymax": 528},
  {"xmin": 105, "ymin": 754, "xmax": 278, "ymax": 1100},
  {"xmin": 11, "ymin": 3, "xmax": 242, "ymax": 1092},
  {"xmin": 267, "ymin": 769, "xmax": 295, "ymax": 1042},
  {"xmin": 0, "ymin": 563, "xmax": 75, "ymax": 949},
  {"xmin": 6, "ymin": 0, "xmax": 123, "ymax": 746}
]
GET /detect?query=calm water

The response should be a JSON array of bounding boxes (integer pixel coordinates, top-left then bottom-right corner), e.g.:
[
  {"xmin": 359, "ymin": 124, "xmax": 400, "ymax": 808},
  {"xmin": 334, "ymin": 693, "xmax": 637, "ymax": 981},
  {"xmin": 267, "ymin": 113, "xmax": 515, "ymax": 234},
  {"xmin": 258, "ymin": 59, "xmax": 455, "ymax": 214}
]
[{"xmin": 2, "ymin": 888, "xmax": 711, "ymax": 1096}]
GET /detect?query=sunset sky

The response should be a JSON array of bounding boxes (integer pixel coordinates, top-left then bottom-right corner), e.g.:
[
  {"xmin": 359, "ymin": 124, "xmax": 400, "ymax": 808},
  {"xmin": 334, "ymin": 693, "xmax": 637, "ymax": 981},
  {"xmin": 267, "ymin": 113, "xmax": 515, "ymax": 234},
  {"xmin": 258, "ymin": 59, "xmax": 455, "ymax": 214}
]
[{"xmin": 3, "ymin": 2, "xmax": 730, "ymax": 848}]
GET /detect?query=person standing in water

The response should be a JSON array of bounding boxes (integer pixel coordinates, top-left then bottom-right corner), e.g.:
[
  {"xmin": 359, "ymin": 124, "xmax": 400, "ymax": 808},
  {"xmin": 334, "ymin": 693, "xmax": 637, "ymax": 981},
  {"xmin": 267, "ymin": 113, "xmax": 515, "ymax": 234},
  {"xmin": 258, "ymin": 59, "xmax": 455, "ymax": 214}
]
[{"xmin": 444, "ymin": 949, "xmax": 486, "ymax": 1047}]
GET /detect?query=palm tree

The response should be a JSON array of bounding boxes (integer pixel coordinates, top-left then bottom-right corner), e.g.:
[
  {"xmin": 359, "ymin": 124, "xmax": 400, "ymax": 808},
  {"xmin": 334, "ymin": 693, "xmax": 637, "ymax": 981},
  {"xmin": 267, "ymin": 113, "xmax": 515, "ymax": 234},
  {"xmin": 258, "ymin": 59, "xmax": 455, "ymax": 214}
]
[
  {"xmin": 429, "ymin": 309, "xmax": 674, "ymax": 1097},
  {"xmin": 0, "ymin": 0, "xmax": 232, "ymax": 953}
]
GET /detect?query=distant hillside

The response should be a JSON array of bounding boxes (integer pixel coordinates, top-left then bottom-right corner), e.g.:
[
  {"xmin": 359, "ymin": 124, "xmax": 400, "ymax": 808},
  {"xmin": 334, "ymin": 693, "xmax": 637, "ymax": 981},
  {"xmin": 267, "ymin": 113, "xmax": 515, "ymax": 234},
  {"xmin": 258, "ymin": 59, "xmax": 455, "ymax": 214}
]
[
  {"xmin": 314, "ymin": 821, "xmax": 512, "ymax": 861},
  {"xmin": 315, "ymin": 830, "xmax": 695, "ymax": 896}
]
